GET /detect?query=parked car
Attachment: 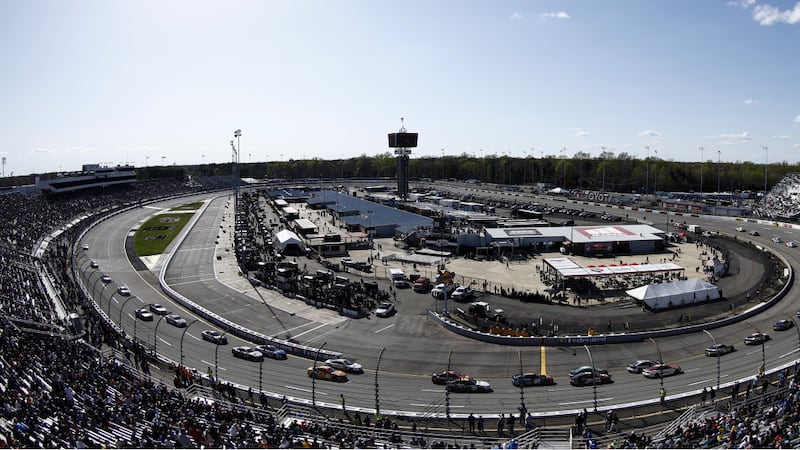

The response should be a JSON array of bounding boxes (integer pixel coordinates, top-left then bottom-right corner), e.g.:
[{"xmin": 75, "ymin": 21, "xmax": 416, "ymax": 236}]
[
  {"xmin": 431, "ymin": 283, "xmax": 457, "ymax": 299},
  {"xmin": 324, "ymin": 358, "xmax": 363, "ymax": 374},
  {"xmin": 570, "ymin": 372, "xmax": 613, "ymax": 386},
  {"xmin": 432, "ymin": 370, "xmax": 461, "ymax": 385},
  {"xmin": 375, "ymin": 302, "xmax": 396, "ymax": 317},
  {"xmin": 774, "ymin": 319, "xmax": 794, "ymax": 331},
  {"xmin": 135, "ymin": 308, "xmax": 154, "ymax": 321},
  {"xmin": 90, "ymin": 260, "xmax": 99, "ymax": 269},
  {"xmin": 705, "ymin": 343, "xmax": 735, "ymax": 357},
  {"xmin": 201, "ymin": 330, "xmax": 228, "ymax": 345},
  {"xmin": 451, "ymin": 286, "xmax": 475, "ymax": 302},
  {"xmin": 117, "ymin": 286, "xmax": 131, "ymax": 296},
  {"xmin": 744, "ymin": 332, "xmax": 770, "ymax": 345},
  {"xmin": 413, "ymin": 277, "xmax": 430, "ymax": 292},
  {"xmin": 307, "ymin": 365, "xmax": 348, "ymax": 382},
  {"xmin": 101, "ymin": 275, "xmax": 113, "ymax": 283},
  {"xmin": 642, "ymin": 364, "xmax": 682, "ymax": 378},
  {"xmin": 165, "ymin": 314, "xmax": 187, "ymax": 327},
  {"xmin": 232, "ymin": 346, "xmax": 264, "ymax": 362},
  {"xmin": 626, "ymin": 360, "xmax": 659, "ymax": 374},
  {"xmin": 446, "ymin": 376, "xmax": 493, "ymax": 393},
  {"xmin": 257, "ymin": 344, "xmax": 288, "ymax": 360},
  {"xmin": 511, "ymin": 373, "xmax": 555, "ymax": 387},
  {"xmin": 149, "ymin": 303, "xmax": 168, "ymax": 315}
]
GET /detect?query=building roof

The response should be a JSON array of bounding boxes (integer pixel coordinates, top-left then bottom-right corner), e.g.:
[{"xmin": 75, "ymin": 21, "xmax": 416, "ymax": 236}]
[
  {"xmin": 485, "ymin": 224, "xmax": 665, "ymax": 244},
  {"xmin": 544, "ymin": 257, "xmax": 684, "ymax": 278}
]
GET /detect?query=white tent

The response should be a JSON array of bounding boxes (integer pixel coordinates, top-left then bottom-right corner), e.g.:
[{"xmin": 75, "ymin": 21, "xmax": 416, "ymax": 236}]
[
  {"xmin": 626, "ymin": 278, "xmax": 720, "ymax": 311},
  {"xmin": 275, "ymin": 229, "xmax": 304, "ymax": 255}
]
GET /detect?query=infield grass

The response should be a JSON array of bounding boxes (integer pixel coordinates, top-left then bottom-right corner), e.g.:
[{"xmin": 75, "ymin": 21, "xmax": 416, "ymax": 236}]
[{"xmin": 134, "ymin": 206, "xmax": 198, "ymax": 256}]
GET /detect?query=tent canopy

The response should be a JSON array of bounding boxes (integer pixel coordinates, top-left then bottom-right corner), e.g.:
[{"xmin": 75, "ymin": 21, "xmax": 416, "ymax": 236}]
[{"xmin": 627, "ymin": 278, "xmax": 720, "ymax": 311}]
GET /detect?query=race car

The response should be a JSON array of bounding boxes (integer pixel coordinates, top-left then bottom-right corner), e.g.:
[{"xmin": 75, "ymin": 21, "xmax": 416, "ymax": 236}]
[
  {"xmin": 642, "ymin": 364, "xmax": 682, "ymax": 378},
  {"xmin": 511, "ymin": 373, "xmax": 555, "ymax": 387},
  {"xmin": 307, "ymin": 365, "xmax": 348, "ymax": 382}
]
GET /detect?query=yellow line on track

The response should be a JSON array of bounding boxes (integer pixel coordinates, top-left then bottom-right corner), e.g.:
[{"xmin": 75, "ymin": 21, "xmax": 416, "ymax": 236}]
[{"xmin": 540, "ymin": 345, "xmax": 547, "ymax": 375}]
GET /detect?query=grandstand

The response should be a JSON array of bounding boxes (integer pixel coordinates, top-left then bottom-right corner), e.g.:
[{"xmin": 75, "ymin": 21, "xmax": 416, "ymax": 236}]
[{"xmin": 755, "ymin": 173, "xmax": 800, "ymax": 221}]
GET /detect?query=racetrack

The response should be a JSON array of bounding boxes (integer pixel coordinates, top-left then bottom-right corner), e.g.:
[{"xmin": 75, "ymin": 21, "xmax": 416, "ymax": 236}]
[{"xmin": 76, "ymin": 187, "xmax": 800, "ymax": 420}]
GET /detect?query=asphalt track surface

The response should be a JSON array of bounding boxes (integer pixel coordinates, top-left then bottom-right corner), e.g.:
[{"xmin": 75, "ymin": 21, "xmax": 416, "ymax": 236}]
[{"xmin": 76, "ymin": 188, "xmax": 800, "ymax": 419}]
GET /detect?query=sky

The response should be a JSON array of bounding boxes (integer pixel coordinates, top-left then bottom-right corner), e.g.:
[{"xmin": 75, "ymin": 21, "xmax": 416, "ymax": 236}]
[{"xmin": 1, "ymin": 0, "xmax": 799, "ymax": 177}]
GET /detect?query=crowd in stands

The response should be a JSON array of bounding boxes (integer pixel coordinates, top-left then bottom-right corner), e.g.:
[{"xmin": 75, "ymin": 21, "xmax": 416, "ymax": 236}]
[{"xmin": 754, "ymin": 173, "xmax": 800, "ymax": 221}]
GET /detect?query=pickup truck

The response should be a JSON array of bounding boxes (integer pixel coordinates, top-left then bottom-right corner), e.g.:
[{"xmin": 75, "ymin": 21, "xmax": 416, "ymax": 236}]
[
  {"xmin": 451, "ymin": 286, "xmax": 474, "ymax": 301},
  {"xmin": 431, "ymin": 283, "xmax": 456, "ymax": 299}
]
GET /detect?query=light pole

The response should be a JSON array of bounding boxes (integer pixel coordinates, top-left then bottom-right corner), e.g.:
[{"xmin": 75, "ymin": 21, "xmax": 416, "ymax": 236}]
[
  {"xmin": 375, "ymin": 347, "xmax": 386, "ymax": 418},
  {"xmin": 699, "ymin": 147, "xmax": 704, "ymax": 201},
  {"xmin": 645, "ymin": 146, "xmax": 650, "ymax": 194},
  {"xmin": 445, "ymin": 347, "xmax": 453, "ymax": 420},
  {"xmin": 153, "ymin": 314, "xmax": 167, "ymax": 357},
  {"xmin": 601, "ymin": 146, "xmax": 606, "ymax": 193},
  {"xmin": 517, "ymin": 349, "xmax": 526, "ymax": 417},
  {"xmin": 583, "ymin": 345, "xmax": 598, "ymax": 412},
  {"xmin": 763, "ymin": 146, "xmax": 768, "ymax": 204},
  {"xmin": 441, "ymin": 148, "xmax": 445, "ymax": 181},
  {"xmin": 648, "ymin": 338, "xmax": 665, "ymax": 402},
  {"xmin": 561, "ymin": 148, "xmax": 566, "ymax": 188},
  {"xmin": 179, "ymin": 319, "xmax": 200, "ymax": 368},
  {"xmin": 703, "ymin": 329, "xmax": 721, "ymax": 391},
  {"xmin": 161, "ymin": 156, "xmax": 165, "ymax": 166},
  {"xmin": 119, "ymin": 296, "xmax": 138, "ymax": 329},
  {"xmin": 145, "ymin": 156, "xmax": 149, "ymax": 167},
  {"xmin": 654, "ymin": 149, "xmax": 658, "ymax": 194},
  {"xmin": 311, "ymin": 342, "xmax": 327, "ymax": 408},
  {"xmin": 717, "ymin": 150, "xmax": 721, "ymax": 194}
]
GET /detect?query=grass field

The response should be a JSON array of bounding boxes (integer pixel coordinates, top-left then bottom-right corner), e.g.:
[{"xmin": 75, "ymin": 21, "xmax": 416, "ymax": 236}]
[{"xmin": 134, "ymin": 207, "xmax": 198, "ymax": 256}]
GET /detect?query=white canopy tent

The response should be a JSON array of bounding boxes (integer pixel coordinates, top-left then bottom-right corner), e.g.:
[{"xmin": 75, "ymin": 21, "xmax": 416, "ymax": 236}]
[
  {"xmin": 275, "ymin": 229, "xmax": 304, "ymax": 255},
  {"xmin": 626, "ymin": 278, "xmax": 720, "ymax": 311}
]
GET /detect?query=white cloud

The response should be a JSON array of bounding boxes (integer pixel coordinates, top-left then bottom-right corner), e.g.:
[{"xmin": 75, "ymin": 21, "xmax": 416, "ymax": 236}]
[
  {"xmin": 31, "ymin": 147, "xmax": 50, "ymax": 154},
  {"xmin": 774, "ymin": 135, "xmax": 792, "ymax": 139},
  {"xmin": 703, "ymin": 132, "xmax": 753, "ymax": 143},
  {"xmin": 638, "ymin": 130, "xmax": 660, "ymax": 137},
  {"xmin": 65, "ymin": 147, "xmax": 94, "ymax": 153},
  {"xmin": 539, "ymin": 11, "xmax": 570, "ymax": 20},
  {"xmin": 752, "ymin": 1, "xmax": 800, "ymax": 25},
  {"xmin": 574, "ymin": 129, "xmax": 591, "ymax": 136},
  {"xmin": 794, "ymin": 143, "xmax": 800, "ymax": 148},
  {"xmin": 794, "ymin": 114, "xmax": 800, "ymax": 125},
  {"xmin": 509, "ymin": 12, "xmax": 524, "ymax": 20},
  {"xmin": 720, "ymin": 132, "xmax": 753, "ymax": 140},
  {"xmin": 728, "ymin": 0, "xmax": 756, "ymax": 8},
  {"xmin": 743, "ymin": 98, "xmax": 759, "ymax": 104}
]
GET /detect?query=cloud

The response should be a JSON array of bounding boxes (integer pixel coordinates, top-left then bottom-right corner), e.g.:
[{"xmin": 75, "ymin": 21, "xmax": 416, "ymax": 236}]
[
  {"xmin": 30, "ymin": 147, "xmax": 50, "ymax": 154},
  {"xmin": 638, "ymin": 130, "xmax": 660, "ymax": 137},
  {"xmin": 705, "ymin": 132, "xmax": 753, "ymax": 143},
  {"xmin": 774, "ymin": 135, "xmax": 792, "ymax": 139},
  {"xmin": 728, "ymin": 0, "xmax": 756, "ymax": 8},
  {"xmin": 574, "ymin": 129, "xmax": 591, "ymax": 136},
  {"xmin": 743, "ymin": 98, "xmax": 759, "ymax": 104},
  {"xmin": 509, "ymin": 12, "xmax": 524, "ymax": 20},
  {"xmin": 539, "ymin": 11, "xmax": 571, "ymax": 19},
  {"xmin": 794, "ymin": 143, "xmax": 800, "ymax": 148},
  {"xmin": 752, "ymin": 1, "xmax": 800, "ymax": 25},
  {"xmin": 65, "ymin": 147, "xmax": 94, "ymax": 153},
  {"xmin": 794, "ymin": 114, "xmax": 800, "ymax": 125}
]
